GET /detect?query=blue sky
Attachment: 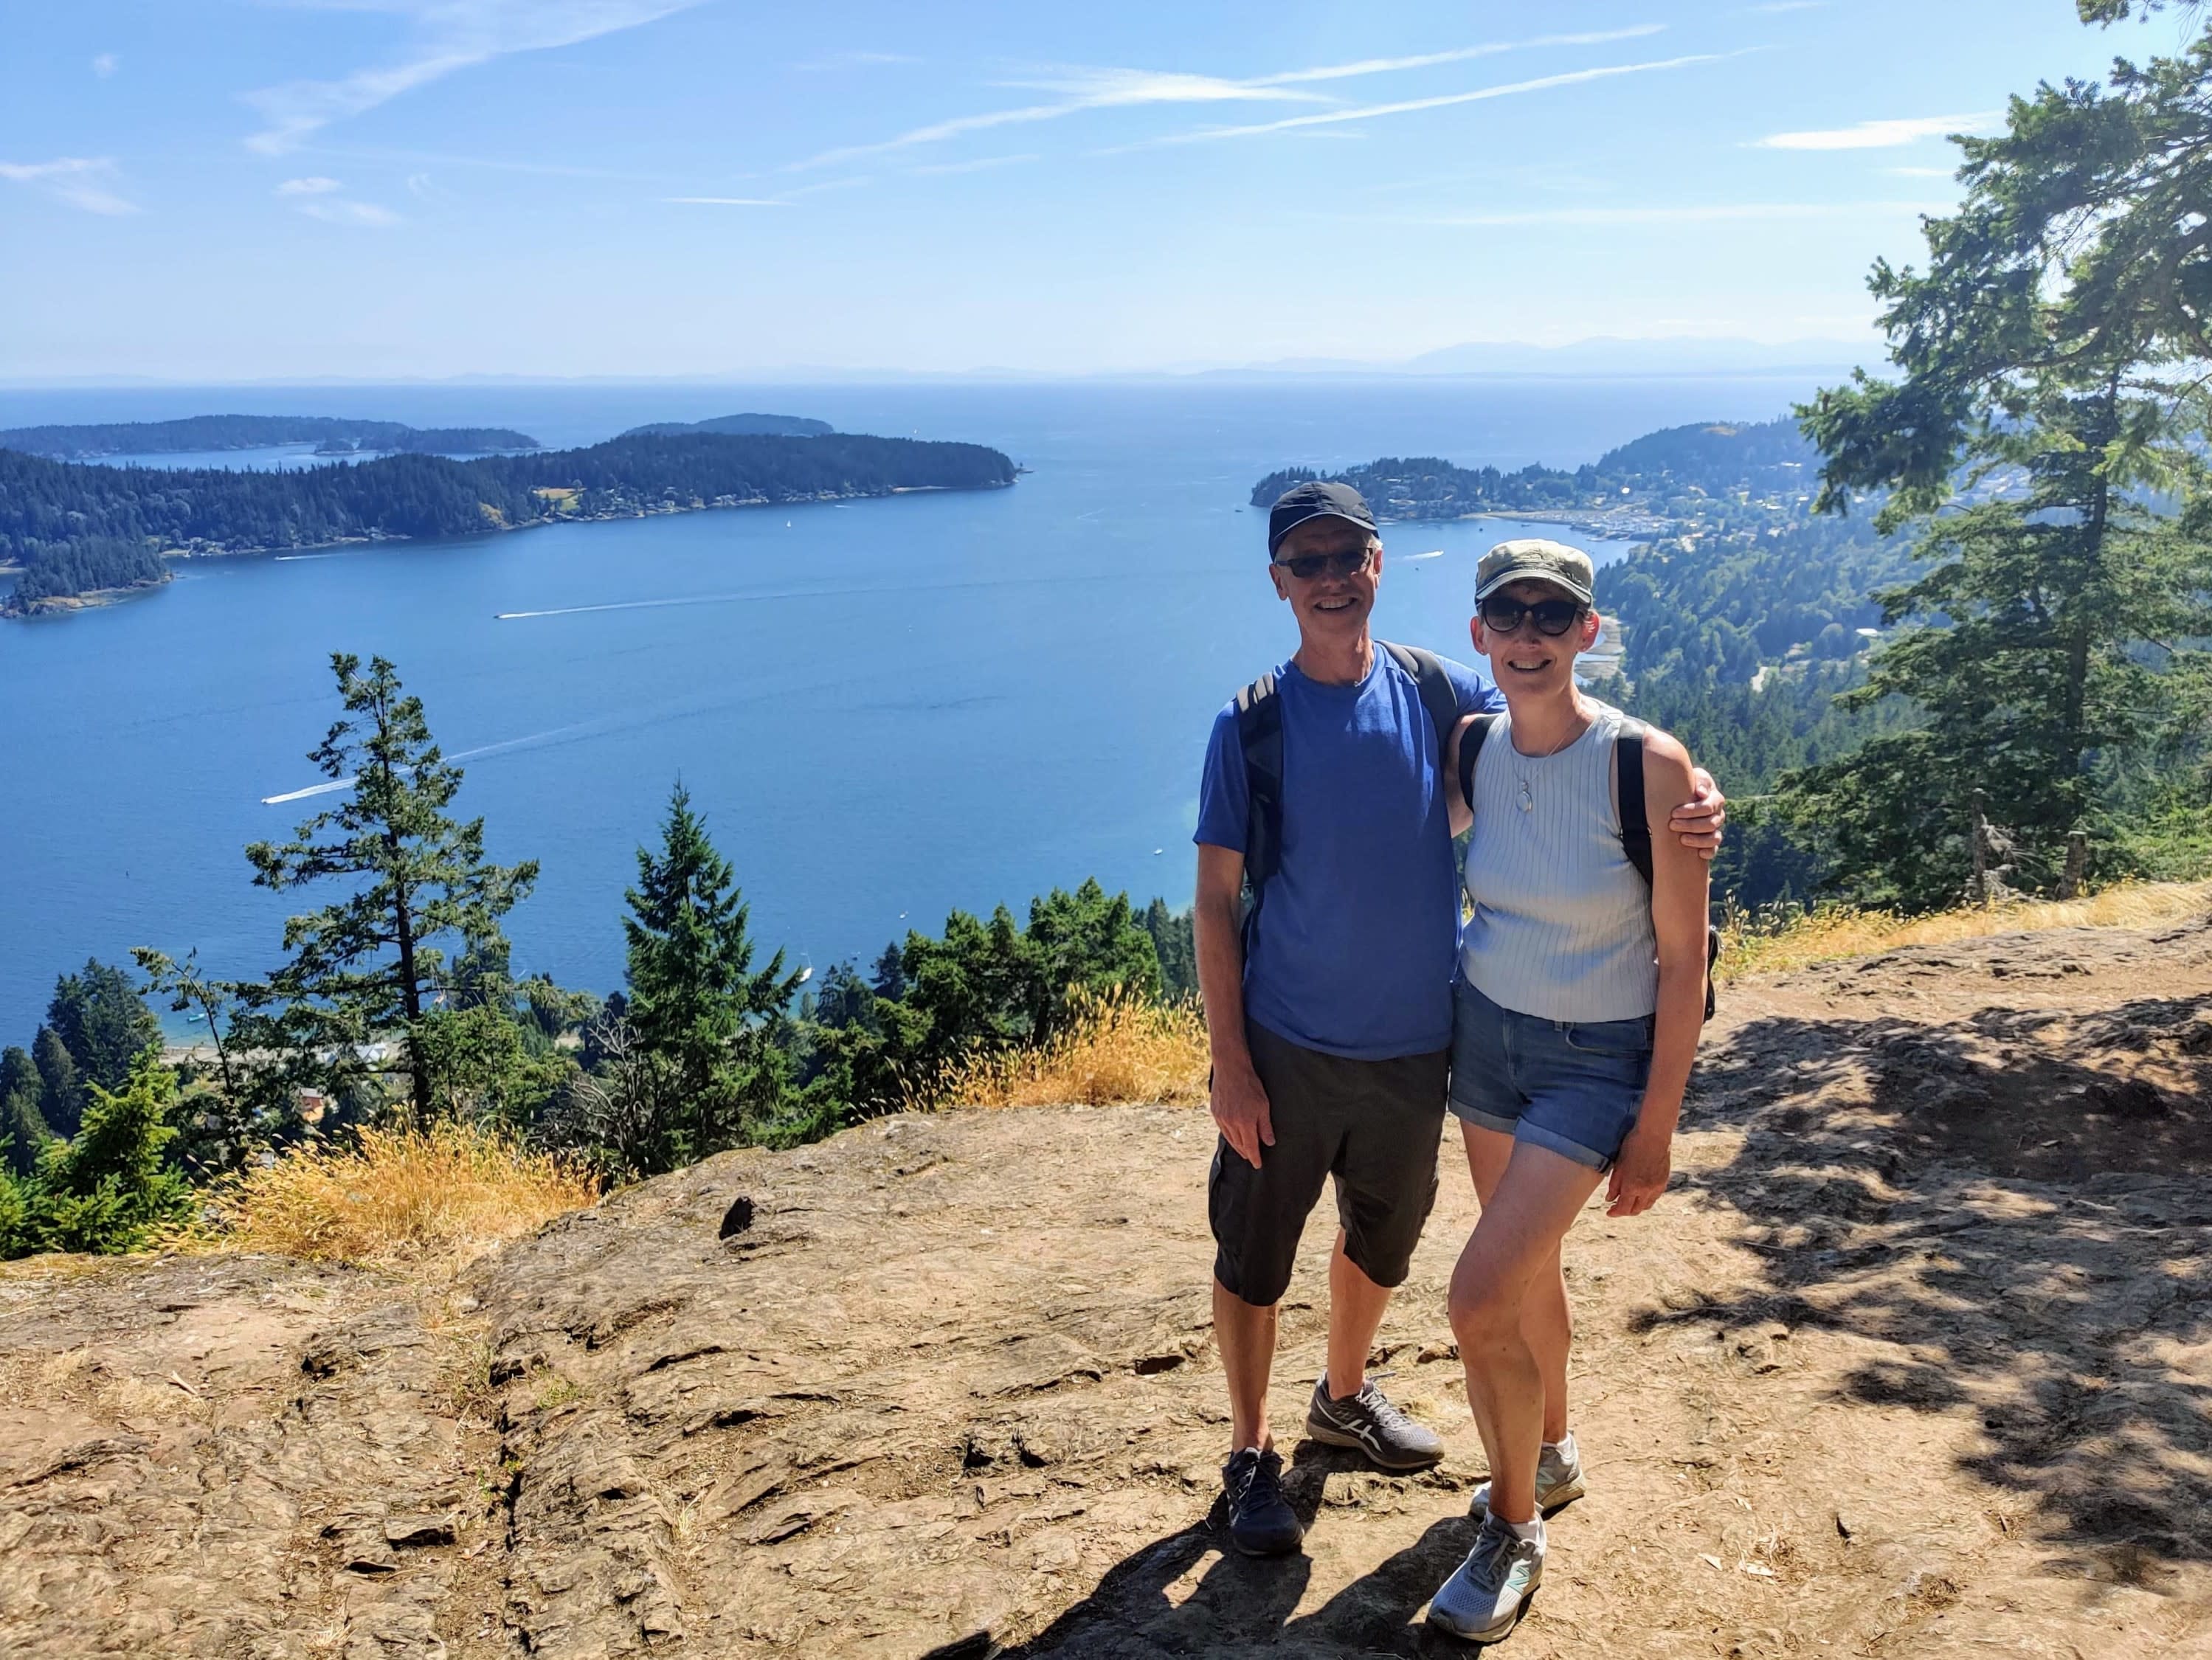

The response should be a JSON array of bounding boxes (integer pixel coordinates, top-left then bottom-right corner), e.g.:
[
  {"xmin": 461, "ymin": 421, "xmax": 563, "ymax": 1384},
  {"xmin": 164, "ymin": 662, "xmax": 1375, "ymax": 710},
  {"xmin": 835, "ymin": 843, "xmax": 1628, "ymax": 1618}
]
[{"xmin": 0, "ymin": 1, "xmax": 2188, "ymax": 380}]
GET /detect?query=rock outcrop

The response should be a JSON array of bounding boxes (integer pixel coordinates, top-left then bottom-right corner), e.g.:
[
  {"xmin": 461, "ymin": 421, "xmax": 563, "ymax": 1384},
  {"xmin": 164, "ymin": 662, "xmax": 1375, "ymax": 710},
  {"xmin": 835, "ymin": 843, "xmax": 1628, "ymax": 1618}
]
[{"xmin": 6, "ymin": 919, "xmax": 2212, "ymax": 1657}]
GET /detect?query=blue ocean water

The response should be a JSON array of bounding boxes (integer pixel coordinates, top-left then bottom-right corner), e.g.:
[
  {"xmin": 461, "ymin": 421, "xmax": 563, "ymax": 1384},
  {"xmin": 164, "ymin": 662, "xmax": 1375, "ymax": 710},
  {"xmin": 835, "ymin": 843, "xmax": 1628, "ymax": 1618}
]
[{"xmin": 0, "ymin": 377, "xmax": 1825, "ymax": 1036}]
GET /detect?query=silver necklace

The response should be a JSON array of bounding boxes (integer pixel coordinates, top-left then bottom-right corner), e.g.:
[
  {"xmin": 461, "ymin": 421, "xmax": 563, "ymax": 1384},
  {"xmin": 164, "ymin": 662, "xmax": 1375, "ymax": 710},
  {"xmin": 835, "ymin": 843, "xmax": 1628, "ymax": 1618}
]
[{"xmin": 1513, "ymin": 716, "xmax": 1589, "ymax": 812}]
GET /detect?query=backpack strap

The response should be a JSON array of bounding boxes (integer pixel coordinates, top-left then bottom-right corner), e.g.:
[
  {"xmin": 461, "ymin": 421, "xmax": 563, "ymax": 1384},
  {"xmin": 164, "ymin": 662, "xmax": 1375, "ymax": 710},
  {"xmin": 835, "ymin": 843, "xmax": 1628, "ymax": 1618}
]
[
  {"xmin": 1614, "ymin": 717, "xmax": 1653, "ymax": 885},
  {"xmin": 1613, "ymin": 716, "xmax": 1718, "ymax": 1020},
  {"xmin": 1234, "ymin": 671, "xmax": 1285, "ymax": 946},
  {"xmin": 1379, "ymin": 641, "xmax": 1461, "ymax": 758},
  {"xmin": 1457, "ymin": 712, "xmax": 1504, "ymax": 820}
]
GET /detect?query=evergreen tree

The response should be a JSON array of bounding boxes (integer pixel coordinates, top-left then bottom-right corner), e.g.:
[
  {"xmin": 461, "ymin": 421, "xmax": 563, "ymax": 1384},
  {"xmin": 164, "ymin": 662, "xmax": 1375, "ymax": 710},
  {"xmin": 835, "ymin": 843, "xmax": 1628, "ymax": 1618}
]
[
  {"xmin": 46, "ymin": 959, "xmax": 161, "ymax": 1095},
  {"xmin": 1141, "ymin": 898, "xmax": 1198, "ymax": 1000},
  {"xmin": 621, "ymin": 782, "xmax": 803, "ymax": 1168},
  {"xmin": 0, "ymin": 1047, "xmax": 51, "ymax": 1181},
  {"xmin": 1784, "ymin": 16, "xmax": 2212, "ymax": 907},
  {"xmin": 15, "ymin": 1054, "xmax": 193, "ymax": 1259},
  {"xmin": 31, "ymin": 1027, "xmax": 81, "ymax": 1141},
  {"xmin": 243, "ymin": 654, "xmax": 539, "ymax": 1121}
]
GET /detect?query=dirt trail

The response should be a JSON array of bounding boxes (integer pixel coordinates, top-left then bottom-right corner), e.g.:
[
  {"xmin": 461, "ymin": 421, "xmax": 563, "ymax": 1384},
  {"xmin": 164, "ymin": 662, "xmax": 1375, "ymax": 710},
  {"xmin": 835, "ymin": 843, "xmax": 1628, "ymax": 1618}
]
[{"xmin": 5, "ymin": 919, "xmax": 2212, "ymax": 1657}]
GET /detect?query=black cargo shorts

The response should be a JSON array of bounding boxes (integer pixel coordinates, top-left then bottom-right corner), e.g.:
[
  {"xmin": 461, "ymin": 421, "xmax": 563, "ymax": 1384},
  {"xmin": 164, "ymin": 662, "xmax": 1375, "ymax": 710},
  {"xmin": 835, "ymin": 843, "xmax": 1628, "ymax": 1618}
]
[{"xmin": 1209, "ymin": 1020, "xmax": 1451, "ymax": 1308}]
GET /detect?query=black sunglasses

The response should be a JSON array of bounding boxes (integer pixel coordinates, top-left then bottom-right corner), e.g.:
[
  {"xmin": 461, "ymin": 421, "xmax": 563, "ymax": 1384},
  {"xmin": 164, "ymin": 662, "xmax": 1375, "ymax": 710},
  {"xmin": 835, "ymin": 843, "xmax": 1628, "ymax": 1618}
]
[
  {"xmin": 1479, "ymin": 595, "xmax": 1587, "ymax": 637},
  {"xmin": 1273, "ymin": 547, "xmax": 1374, "ymax": 581}
]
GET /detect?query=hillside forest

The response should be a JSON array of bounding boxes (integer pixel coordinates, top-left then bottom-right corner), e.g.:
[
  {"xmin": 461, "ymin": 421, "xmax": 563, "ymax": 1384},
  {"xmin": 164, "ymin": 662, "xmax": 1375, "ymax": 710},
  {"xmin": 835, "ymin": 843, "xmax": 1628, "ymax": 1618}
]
[{"xmin": 0, "ymin": 429, "xmax": 1017, "ymax": 612}]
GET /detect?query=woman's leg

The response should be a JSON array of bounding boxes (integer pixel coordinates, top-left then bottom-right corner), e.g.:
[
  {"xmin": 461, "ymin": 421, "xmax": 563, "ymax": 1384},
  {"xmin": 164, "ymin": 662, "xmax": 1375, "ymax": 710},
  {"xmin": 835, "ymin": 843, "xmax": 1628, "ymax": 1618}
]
[
  {"xmin": 1448, "ymin": 1141, "xmax": 1605, "ymax": 1524},
  {"xmin": 1461, "ymin": 1121, "xmax": 1574, "ymax": 1444}
]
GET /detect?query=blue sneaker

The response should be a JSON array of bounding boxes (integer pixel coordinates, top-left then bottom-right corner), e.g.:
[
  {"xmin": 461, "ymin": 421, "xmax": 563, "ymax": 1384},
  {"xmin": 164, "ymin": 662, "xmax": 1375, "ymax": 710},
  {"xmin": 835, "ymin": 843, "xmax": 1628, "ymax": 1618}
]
[
  {"xmin": 1469, "ymin": 1432, "xmax": 1586, "ymax": 1519},
  {"xmin": 1428, "ymin": 1513, "xmax": 1544, "ymax": 1643},
  {"xmin": 1220, "ymin": 1447, "xmax": 1303, "ymax": 1557}
]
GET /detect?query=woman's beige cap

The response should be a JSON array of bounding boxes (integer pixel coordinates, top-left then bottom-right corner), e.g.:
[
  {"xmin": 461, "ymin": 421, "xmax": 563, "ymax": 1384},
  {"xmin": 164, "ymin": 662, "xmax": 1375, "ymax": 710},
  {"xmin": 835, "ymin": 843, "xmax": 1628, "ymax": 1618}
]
[{"xmin": 1474, "ymin": 538, "xmax": 1594, "ymax": 605}]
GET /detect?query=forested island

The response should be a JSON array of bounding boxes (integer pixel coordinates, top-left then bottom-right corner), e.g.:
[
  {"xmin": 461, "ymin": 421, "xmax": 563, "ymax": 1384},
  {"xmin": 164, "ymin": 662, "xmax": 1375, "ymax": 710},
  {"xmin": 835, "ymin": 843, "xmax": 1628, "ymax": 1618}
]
[
  {"xmin": 1251, "ymin": 417, "xmax": 1818, "ymax": 533},
  {"xmin": 617, "ymin": 412, "xmax": 834, "ymax": 439},
  {"xmin": 0, "ymin": 429, "xmax": 1017, "ymax": 614},
  {"xmin": 0, "ymin": 415, "xmax": 541, "ymax": 460}
]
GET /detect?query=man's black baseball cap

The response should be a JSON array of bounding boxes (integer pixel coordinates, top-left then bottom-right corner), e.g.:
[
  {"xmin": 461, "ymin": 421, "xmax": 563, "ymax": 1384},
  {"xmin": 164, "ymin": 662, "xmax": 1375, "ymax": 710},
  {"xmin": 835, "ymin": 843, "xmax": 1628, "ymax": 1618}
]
[{"xmin": 1267, "ymin": 480, "xmax": 1378, "ymax": 559}]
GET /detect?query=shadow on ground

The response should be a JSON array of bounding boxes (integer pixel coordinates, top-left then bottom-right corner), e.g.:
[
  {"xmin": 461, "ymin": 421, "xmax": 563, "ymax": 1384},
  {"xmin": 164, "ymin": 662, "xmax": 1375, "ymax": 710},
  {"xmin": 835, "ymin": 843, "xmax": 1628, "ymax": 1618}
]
[
  {"xmin": 1667, "ymin": 977, "xmax": 2212, "ymax": 1575},
  {"xmin": 998, "ymin": 1437, "xmax": 1479, "ymax": 1658}
]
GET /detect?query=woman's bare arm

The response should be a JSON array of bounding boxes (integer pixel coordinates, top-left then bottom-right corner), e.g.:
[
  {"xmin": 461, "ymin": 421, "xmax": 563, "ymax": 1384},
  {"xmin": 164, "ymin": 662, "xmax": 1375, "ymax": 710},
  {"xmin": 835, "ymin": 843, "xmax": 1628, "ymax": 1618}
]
[{"xmin": 1607, "ymin": 726, "xmax": 1710, "ymax": 1218}]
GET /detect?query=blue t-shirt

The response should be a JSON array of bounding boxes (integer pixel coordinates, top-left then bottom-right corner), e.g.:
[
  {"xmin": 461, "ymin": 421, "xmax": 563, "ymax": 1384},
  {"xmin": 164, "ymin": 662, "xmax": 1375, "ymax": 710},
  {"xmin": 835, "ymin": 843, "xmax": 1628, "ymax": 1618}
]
[{"xmin": 1195, "ymin": 649, "xmax": 1501, "ymax": 1059}]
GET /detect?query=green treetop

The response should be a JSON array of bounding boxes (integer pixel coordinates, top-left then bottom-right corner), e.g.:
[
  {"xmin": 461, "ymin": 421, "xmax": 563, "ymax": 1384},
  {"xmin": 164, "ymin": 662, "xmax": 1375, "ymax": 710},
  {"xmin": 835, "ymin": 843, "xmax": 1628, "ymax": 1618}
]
[
  {"xmin": 1785, "ymin": 9, "xmax": 2212, "ymax": 907},
  {"xmin": 243, "ymin": 654, "xmax": 539, "ymax": 1121}
]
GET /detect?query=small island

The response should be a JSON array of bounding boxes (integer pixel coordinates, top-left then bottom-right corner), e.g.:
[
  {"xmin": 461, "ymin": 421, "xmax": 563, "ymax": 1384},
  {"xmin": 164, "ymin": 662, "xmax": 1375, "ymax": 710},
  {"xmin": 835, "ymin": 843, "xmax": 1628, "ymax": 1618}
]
[
  {"xmin": 1251, "ymin": 417, "xmax": 1818, "ymax": 535},
  {"xmin": 0, "ymin": 415, "xmax": 542, "ymax": 460},
  {"xmin": 1, "ymin": 426, "xmax": 1017, "ymax": 615},
  {"xmin": 617, "ymin": 412, "xmax": 834, "ymax": 439}
]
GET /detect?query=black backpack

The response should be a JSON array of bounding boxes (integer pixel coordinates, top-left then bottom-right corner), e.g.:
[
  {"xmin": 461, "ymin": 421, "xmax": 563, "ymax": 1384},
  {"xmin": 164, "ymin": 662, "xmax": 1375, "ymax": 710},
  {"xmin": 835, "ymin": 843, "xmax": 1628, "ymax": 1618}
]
[
  {"xmin": 1456, "ymin": 713, "xmax": 1721, "ymax": 1021},
  {"xmin": 1234, "ymin": 642, "xmax": 1460, "ymax": 947}
]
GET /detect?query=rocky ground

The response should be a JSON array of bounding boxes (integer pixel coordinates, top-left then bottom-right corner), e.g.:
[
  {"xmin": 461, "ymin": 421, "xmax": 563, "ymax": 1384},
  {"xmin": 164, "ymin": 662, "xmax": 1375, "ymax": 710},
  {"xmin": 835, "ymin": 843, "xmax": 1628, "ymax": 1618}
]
[{"xmin": 5, "ymin": 918, "xmax": 2212, "ymax": 1658}]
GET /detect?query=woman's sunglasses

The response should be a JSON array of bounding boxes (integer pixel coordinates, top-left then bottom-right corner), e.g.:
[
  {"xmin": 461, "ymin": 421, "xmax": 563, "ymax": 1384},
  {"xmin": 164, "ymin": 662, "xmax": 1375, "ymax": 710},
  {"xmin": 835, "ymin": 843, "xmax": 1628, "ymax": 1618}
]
[
  {"xmin": 1273, "ymin": 547, "xmax": 1375, "ymax": 581},
  {"xmin": 1479, "ymin": 595, "xmax": 1588, "ymax": 637}
]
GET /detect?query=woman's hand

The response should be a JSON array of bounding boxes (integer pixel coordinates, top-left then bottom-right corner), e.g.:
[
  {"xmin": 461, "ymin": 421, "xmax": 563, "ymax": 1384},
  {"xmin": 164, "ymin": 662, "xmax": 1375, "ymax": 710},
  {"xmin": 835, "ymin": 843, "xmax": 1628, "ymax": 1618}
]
[{"xmin": 1605, "ymin": 1117, "xmax": 1673, "ymax": 1217}]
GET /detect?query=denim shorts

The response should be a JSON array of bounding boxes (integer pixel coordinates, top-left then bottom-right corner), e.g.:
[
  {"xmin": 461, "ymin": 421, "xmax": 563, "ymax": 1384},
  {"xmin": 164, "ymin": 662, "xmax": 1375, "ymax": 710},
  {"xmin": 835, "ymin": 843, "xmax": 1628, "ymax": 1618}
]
[{"xmin": 1448, "ymin": 979, "xmax": 1654, "ymax": 1170}]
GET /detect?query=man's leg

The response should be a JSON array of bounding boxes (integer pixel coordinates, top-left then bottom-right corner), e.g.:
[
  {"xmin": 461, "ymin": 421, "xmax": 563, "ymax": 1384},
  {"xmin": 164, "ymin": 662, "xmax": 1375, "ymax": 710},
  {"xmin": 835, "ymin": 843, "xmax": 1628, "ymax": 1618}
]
[
  {"xmin": 1214, "ymin": 1277, "xmax": 1279, "ymax": 1451},
  {"xmin": 1448, "ymin": 1141, "xmax": 1604, "ymax": 1525},
  {"xmin": 1324, "ymin": 1227, "xmax": 1392, "ymax": 1400},
  {"xmin": 1462, "ymin": 1121, "xmax": 1572, "ymax": 1443}
]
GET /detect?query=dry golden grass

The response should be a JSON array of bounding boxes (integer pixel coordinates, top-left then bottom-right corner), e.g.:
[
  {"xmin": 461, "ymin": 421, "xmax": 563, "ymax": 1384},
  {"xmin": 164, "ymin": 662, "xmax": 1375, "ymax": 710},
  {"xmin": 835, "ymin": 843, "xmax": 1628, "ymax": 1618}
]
[
  {"xmin": 928, "ymin": 988, "xmax": 1210, "ymax": 1110},
  {"xmin": 1718, "ymin": 879, "xmax": 2210, "ymax": 981},
  {"xmin": 195, "ymin": 1121, "xmax": 599, "ymax": 1270}
]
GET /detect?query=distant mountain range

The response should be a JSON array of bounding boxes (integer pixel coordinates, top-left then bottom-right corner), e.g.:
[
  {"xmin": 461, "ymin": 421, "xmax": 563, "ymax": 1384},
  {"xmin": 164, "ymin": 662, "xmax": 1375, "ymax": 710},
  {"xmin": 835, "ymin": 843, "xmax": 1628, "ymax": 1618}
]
[{"xmin": 1218, "ymin": 336, "xmax": 1874, "ymax": 378}]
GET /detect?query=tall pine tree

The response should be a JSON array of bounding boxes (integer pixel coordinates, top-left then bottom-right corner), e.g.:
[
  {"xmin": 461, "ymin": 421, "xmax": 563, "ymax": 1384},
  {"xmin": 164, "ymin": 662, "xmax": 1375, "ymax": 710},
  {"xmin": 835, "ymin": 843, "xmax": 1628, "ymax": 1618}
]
[
  {"xmin": 621, "ymin": 782, "xmax": 803, "ymax": 1167},
  {"xmin": 1783, "ymin": 12, "xmax": 2212, "ymax": 906},
  {"xmin": 243, "ymin": 654, "xmax": 539, "ymax": 1120}
]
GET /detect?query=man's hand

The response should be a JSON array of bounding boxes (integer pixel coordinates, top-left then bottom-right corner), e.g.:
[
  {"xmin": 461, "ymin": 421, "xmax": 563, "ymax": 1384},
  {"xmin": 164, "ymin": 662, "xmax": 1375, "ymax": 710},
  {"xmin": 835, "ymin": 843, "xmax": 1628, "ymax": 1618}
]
[
  {"xmin": 1605, "ymin": 1118, "xmax": 1673, "ymax": 1217},
  {"xmin": 1670, "ymin": 767, "xmax": 1727, "ymax": 862},
  {"xmin": 1211, "ymin": 1060, "xmax": 1275, "ymax": 1169}
]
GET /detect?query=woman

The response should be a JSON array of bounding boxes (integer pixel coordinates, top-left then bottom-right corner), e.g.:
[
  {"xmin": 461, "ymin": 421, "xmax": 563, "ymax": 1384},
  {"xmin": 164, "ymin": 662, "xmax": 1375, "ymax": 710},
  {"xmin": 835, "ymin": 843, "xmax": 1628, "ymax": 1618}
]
[{"xmin": 1424, "ymin": 539, "xmax": 1710, "ymax": 1645}]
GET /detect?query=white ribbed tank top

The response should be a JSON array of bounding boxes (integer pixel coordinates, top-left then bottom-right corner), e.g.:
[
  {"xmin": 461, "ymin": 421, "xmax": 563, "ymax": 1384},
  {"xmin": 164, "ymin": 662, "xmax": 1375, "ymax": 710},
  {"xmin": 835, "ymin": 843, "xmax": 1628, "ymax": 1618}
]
[{"xmin": 1459, "ymin": 703, "xmax": 1659, "ymax": 1021}]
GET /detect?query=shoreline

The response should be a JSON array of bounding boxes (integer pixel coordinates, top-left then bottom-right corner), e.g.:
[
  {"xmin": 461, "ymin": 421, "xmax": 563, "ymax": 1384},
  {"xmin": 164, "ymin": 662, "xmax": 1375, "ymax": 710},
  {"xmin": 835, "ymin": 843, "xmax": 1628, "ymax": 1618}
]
[{"xmin": 1, "ymin": 478, "xmax": 1015, "ymax": 618}]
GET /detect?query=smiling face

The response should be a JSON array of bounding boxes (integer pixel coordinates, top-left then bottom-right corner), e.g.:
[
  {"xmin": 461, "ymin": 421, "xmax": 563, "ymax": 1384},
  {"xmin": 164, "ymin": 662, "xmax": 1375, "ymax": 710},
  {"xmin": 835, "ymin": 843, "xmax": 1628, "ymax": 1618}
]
[
  {"xmin": 1471, "ymin": 578, "xmax": 1603, "ymax": 701},
  {"xmin": 1269, "ymin": 516, "xmax": 1381, "ymax": 643}
]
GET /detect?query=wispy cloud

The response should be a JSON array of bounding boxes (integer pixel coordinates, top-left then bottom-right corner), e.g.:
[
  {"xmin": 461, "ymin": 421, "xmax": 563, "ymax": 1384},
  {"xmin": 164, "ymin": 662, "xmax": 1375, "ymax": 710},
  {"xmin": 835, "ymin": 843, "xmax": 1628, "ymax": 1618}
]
[
  {"xmin": 91, "ymin": 52, "xmax": 120, "ymax": 77},
  {"xmin": 297, "ymin": 198, "xmax": 403, "ymax": 226},
  {"xmin": 789, "ymin": 26, "xmax": 1670, "ymax": 170},
  {"xmin": 664, "ymin": 196, "xmax": 790, "ymax": 206},
  {"xmin": 1245, "ymin": 27, "xmax": 1665, "ymax": 86},
  {"xmin": 1745, "ymin": 1, "xmax": 1825, "ymax": 11},
  {"xmin": 1396, "ymin": 200, "xmax": 1940, "ymax": 227},
  {"xmin": 1753, "ymin": 112, "xmax": 1996, "ymax": 151},
  {"xmin": 910, "ymin": 153, "xmax": 1040, "ymax": 176},
  {"xmin": 0, "ymin": 156, "xmax": 139, "ymax": 215},
  {"xmin": 1884, "ymin": 164, "xmax": 1955, "ymax": 178},
  {"xmin": 1129, "ymin": 53, "xmax": 1730, "ymax": 150},
  {"xmin": 274, "ymin": 173, "xmax": 398, "ymax": 223},
  {"xmin": 243, "ymin": 0, "xmax": 702, "ymax": 154},
  {"xmin": 790, "ymin": 69, "xmax": 1323, "ymax": 170}
]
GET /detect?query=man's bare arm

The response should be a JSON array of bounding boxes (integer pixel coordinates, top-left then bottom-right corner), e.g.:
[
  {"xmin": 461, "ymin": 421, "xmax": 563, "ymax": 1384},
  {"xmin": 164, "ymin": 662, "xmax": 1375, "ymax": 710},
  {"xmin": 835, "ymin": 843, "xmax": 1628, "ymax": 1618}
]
[{"xmin": 1195, "ymin": 843, "xmax": 1273, "ymax": 1169}]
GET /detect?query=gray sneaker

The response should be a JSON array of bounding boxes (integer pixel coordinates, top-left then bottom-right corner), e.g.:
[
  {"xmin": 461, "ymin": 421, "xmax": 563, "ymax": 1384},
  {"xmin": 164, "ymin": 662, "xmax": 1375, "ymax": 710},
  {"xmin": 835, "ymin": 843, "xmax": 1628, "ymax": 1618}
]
[
  {"xmin": 1304, "ymin": 1374, "xmax": 1444, "ymax": 1471},
  {"xmin": 1428, "ymin": 1513, "xmax": 1544, "ymax": 1643},
  {"xmin": 1469, "ymin": 1431, "xmax": 1586, "ymax": 1518}
]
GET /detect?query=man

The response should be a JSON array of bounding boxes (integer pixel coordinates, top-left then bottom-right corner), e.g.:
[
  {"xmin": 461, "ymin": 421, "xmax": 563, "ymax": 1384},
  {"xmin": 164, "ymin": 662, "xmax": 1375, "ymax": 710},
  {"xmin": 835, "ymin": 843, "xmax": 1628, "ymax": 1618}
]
[{"xmin": 1192, "ymin": 480, "xmax": 1724, "ymax": 1556}]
